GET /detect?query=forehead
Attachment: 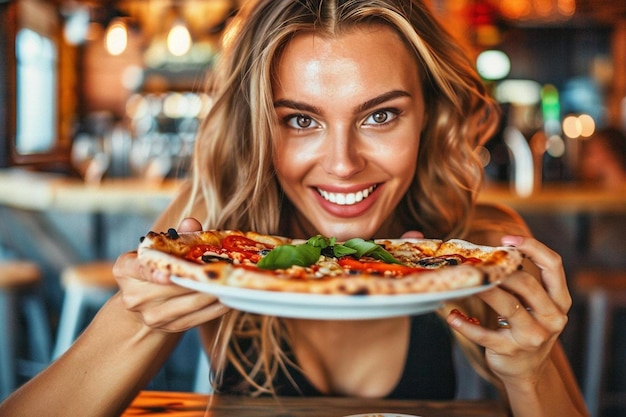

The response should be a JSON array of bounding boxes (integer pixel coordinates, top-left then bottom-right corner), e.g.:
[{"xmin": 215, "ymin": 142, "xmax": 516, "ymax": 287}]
[{"xmin": 273, "ymin": 24, "xmax": 421, "ymax": 98}]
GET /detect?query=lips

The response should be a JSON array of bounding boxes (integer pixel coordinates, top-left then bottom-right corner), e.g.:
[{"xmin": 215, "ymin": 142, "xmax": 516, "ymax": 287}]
[{"xmin": 316, "ymin": 185, "xmax": 377, "ymax": 206}]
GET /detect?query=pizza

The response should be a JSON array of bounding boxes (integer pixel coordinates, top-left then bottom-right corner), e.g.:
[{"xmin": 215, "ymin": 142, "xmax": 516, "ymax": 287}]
[{"xmin": 136, "ymin": 229, "xmax": 523, "ymax": 296}]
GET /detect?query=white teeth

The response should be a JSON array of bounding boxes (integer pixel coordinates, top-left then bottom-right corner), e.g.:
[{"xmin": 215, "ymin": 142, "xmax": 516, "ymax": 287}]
[{"xmin": 318, "ymin": 186, "xmax": 376, "ymax": 206}]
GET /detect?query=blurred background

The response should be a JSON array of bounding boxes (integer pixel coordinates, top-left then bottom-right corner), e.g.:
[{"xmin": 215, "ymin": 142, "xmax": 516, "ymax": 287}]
[
  {"xmin": 1, "ymin": 0, "xmax": 625, "ymax": 180},
  {"xmin": 0, "ymin": 0, "xmax": 624, "ymax": 416}
]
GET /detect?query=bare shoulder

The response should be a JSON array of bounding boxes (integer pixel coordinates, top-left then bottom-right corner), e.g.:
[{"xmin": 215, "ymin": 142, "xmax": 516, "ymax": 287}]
[
  {"xmin": 474, "ymin": 203, "xmax": 525, "ymax": 224},
  {"xmin": 152, "ymin": 180, "xmax": 206, "ymax": 231},
  {"xmin": 468, "ymin": 203, "xmax": 532, "ymax": 246}
]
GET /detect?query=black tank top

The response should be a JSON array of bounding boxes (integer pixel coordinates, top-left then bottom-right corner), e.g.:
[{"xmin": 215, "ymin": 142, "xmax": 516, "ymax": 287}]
[{"xmin": 218, "ymin": 313, "xmax": 456, "ymax": 400}]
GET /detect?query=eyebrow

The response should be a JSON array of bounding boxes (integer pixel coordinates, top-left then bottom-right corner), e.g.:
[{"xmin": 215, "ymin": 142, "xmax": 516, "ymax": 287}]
[
  {"xmin": 273, "ymin": 99, "xmax": 321, "ymax": 114},
  {"xmin": 273, "ymin": 89, "xmax": 412, "ymax": 115},
  {"xmin": 356, "ymin": 90, "xmax": 412, "ymax": 113}
]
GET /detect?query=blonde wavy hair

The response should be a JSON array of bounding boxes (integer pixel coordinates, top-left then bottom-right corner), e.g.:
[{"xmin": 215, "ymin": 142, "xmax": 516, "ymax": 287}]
[{"xmin": 180, "ymin": 0, "xmax": 502, "ymax": 397}]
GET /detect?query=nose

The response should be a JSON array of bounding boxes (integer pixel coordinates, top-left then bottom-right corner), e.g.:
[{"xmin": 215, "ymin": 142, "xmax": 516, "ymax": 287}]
[{"xmin": 320, "ymin": 127, "xmax": 366, "ymax": 178}]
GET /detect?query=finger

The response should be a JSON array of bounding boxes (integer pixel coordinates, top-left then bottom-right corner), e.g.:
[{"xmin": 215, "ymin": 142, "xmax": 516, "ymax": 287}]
[
  {"xmin": 178, "ymin": 218, "xmax": 203, "ymax": 233},
  {"xmin": 478, "ymin": 286, "xmax": 555, "ymax": 349},
  {"xmin": 113, "ymin": 251, "xmax": 147, "ymax": 282},
  {"xmin": 401, "ymin": 230, "xmax": 424, "ymax": 239},
  {"xmin": 498, "ymin": 272, "xmax": 552, "ymax": 311},
  {"xmin": 478, "ymin": 285, "xmax": 533, "ymax": 326},
  {"xmin": 449, "ymin": 297, "xmax": 549, "ymax": 354},
  {"xmin": 447, "ymin": 308, "xmax": 505, "ymax": 347},
  {"xmin": 119, "ymin": 279, "xmax": 198, "ymax": 311},
  {"xmin": 501, "ymin": 236, "xmax": 571, "ymax": 313},
  {"xmin": 499, "ymin": 270, "xmax": 562, "ymax": 310},
  {"xmin": 477, "ymin": 285, "xmax": 542, "ymax": 337},
  {"xmin": 497, "ymin": 273, "xmax": 569, "ymax": 334},
  {"xmin": 141, "ymin": 293, "xmax": 224, "ymax": 329},
  {"xmin": 158, "ymin": 303, "xmax": 231, "ymax": 332}
]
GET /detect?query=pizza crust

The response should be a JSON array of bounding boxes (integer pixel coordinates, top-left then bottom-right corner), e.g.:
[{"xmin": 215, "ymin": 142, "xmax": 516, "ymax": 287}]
[
  {"xmin": 138, "ymin": 245, "xmax": 230, "ymax": 283},
  {"xmin": 224, "ymin": 263, "xmax": 485, "ymax": 295}
]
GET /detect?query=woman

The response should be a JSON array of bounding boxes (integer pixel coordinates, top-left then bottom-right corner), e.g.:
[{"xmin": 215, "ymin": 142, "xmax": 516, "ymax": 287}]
[
  {"xmin": 0, "ymin": 1, "xmax": 588, "ymax": 416},
  {"xmin": 579, "ymin": 127, "xmax": 626, "ymax": 190}
]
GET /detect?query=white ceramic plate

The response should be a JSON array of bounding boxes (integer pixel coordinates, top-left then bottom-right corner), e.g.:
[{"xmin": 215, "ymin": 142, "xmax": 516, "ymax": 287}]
[{"xmin": 171, "ymin": 276, "xmax": 496, "ymax": 320}]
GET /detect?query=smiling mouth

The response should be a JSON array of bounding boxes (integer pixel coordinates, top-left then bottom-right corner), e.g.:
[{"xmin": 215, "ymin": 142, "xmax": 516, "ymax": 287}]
[{"xmin": 317, "ymin": 185, "xmax": 377, "ymax": 206}]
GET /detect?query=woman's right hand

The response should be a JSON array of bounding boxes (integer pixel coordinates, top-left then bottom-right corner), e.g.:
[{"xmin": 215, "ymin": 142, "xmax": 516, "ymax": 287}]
[{"xmin": 113, "ymin": 218, "xmax": 231, "ymax": 333}]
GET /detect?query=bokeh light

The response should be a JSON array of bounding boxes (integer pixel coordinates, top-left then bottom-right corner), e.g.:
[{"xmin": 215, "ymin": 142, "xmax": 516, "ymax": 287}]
[
  {"xmin": 105, "ymin": 19, "xmax": 128, "ymax": 56},
  {"xmin": 562, "ymin": 114, "xmax": 596, "ymax": 139},
  {"xmin": 476, "ymin": 50, "xmax": 511, "ymax": 80}
]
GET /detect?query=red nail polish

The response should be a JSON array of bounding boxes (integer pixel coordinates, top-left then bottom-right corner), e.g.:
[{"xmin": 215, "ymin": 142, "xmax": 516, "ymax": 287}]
[{"xmin": 450, "ymin": 308, "xmax": 480, "ymax": 325}]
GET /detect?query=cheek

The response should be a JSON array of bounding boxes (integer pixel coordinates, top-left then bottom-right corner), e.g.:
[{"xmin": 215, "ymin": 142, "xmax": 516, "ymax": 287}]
[
  {"xmin": 273, "ymin": 142, "xmax": 307, "ymax": 185},
  {"xmin": 378, "ymin": 138, "xmax": 420, "ymax": 183},
  {"xmin": 273, "ymin": 129, "xmax": 323, "ymax": 182},
  {"xmin": 392, "ymin": 151, "xmax": 418, "ymax": 186}
]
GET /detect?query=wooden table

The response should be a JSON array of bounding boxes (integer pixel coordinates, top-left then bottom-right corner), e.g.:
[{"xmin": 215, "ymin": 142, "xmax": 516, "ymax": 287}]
[
  {"xmin": 122, "ymin": 391, "xmax": 508, "ymax": 417},
  {"xmin": 0, "ymin": 168, "xmax": 183, "ymax": 261},
  {"xmin": 478, "ymin": 183, "xmax": 626, "ymax": 214},
  {"xmin": 0, "ymin": 168, "xmax": 181, "ymax": 215},
  {"xmin": 479, "ymin": 183, "xmax": 626, "ymax": 256}
]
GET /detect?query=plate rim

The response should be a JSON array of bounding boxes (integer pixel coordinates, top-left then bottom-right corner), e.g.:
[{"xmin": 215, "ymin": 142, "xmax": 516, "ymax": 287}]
[{"xmin": 171, "ymin": 276, "xmax": 496, "ymax": 319}]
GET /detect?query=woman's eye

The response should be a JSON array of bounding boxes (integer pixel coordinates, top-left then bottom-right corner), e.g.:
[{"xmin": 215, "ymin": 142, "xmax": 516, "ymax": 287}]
[
  {"xmin": 285, "ymin": 114, "xmax": 320, "ymax": 129},
  {"xmin": 364, "ymin": 110, "xmax": 398, "ymax": 126}
]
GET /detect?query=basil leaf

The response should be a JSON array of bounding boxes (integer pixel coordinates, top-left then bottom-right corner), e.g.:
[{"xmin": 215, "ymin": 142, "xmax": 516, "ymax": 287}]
[
  {"xmin": 343, "ymin": 238, "xmax": 378, "ymax": 257},
  {"xmin": 343, "ymin": 238, "xmax": 401, "ymax": 264},
  {"xmin": 368, "ymin": 247, "xmax": 403, "ymax": 264},
  {"xmin": 332, "ymin": 244, "xmax": 357, "ymax": 258},
  {"xmin": 256, "ymin": 235, "xmax": 400, "ymax": 269},
  {"xmin": 257, "ymin": 244, "xmax": 321, "ymax": 270},
  {"xmin": 306, "ymin": 235, "xmax": 333, "ymax": 248}
]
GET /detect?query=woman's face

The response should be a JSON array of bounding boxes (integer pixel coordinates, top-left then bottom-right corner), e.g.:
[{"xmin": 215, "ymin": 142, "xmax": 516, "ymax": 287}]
[{"xmin": 272, "ymin": 25, "xmax": 425, "ymax": 241}]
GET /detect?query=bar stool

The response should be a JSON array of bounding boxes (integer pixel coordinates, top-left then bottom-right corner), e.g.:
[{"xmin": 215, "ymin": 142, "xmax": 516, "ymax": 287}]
[
  {"xmin": 193, "ymin": 348, "xmax": 212, "ymax": 393},
  {"xmin": 51, "ymin": 260, "xmax": 212, "ymax": 394},
  {"xmin": 52, "ymin": 261, "xmax": 118, "ymax": 359},
  {"xmin": 0, "ymin": 261, "xmax": 52, "ymax": 400},
  {"xmin": 574, "ymin": 268, "xmax": 626, "ymax": 417}
]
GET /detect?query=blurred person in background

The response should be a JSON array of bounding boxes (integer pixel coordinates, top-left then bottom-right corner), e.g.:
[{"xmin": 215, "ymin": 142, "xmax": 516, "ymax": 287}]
[
  {"xmin": 577, "ymin": 126, "xmax": 626, "ymax": 269},
  {"xmin": 579, "ymin": 127, "xmax": 626, "ymax": 190}
]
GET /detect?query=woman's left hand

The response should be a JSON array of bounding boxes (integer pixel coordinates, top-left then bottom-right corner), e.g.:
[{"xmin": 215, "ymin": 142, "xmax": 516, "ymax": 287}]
[{"xmin": 447, "ymin": 235, "xmax": 572, "ymax": 387}]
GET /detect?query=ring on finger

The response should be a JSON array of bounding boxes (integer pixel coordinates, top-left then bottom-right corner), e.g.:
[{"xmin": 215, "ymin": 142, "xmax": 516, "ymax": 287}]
[
  {"xmin": 497, "ymin": 316, "xmax": 511, "ymax": 329},
  {"xmin": 497, "ymin": 305, "xmax": 532, "ymax": 329}
]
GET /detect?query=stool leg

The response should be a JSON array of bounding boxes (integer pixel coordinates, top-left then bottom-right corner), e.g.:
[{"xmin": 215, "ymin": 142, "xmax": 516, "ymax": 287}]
[
  {"xmin": 452, "ymin": 342, "xmax": 490, "ymax": 400},
  {"xmin": 21, "ymin": 292, "xmax": 52, "ymax": 366},
  {"xmin": 193, "ymin": 348, "xmax": 212, "ymax": 394},
  {"xmin": 53, "ymin": 287, "xmax": 86, "ymax": 360},
  {"xmin": 583, "ymin": 289, "xmax": 610, "ymax": 417},
  {"xmin": 53, "ymin": 286, "xmax": 116, "ymax": 360},
  {"xmin": 0, "ymin": 290, "xmax": 17, "ymax": 400}
]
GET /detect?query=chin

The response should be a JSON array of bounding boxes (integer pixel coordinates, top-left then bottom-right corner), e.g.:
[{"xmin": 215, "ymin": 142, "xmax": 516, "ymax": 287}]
[{"xmin": 315, "ymin": 223, "xmax": 378, "ymax": 242}]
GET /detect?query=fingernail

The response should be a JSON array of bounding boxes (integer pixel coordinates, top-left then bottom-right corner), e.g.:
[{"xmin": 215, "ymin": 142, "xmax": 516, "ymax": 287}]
[
  {"xmin": 448, "ymin": 315, "xmax": 463, "ymax": 328},
  {"xmin": 153, "ymin": 271, "xmax": 170, "ymax": 284},
  {"xmin": 448, "ymin": 308, "xmax": 480, "ymax": 326},
  {"xmin": 502, "ymin": 235, "xmax": 524, "ymax": 246},
  {"xmin": 448, "ymin": 309, "xmax": 465, "ymax": 328}
]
